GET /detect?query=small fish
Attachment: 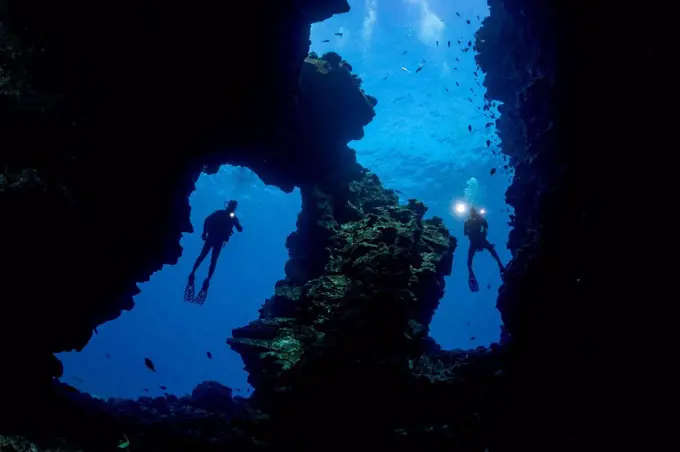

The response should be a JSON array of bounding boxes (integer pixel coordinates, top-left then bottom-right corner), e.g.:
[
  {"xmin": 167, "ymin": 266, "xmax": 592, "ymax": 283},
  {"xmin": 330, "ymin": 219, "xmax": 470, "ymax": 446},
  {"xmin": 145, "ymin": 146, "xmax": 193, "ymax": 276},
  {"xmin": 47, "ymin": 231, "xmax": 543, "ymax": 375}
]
[
  {"xmin": 485, "ymin": 122, "xmax": 493, "ymax": 127},
  {"xmin": 486, "ymin": 283, "xmax": 491, "ymax": 289},
  {"xmin": 144, "ymin": 357, "xmax": 156, "ymax": 372},
  {"xmin": 117, "ymin": 434, "xmax": 130, "ymax": 449},
  {"xmin": 321, "ymin": 39, "xmax": 330, "ymax": 43},
  {"xmin": 467, "ymin": 125, "xmax": 472, "ymax": 132},
  {"xmin": 470, "ymin": 88, "xmax": 474, "ymax": 93},
  {"xmin": 470, "ymin": 336, "xmax": 476, "ymax": 341},
  {"xmin": 105, "ymin": 353, "xmax": 111, "ymax": 358},
  {"xmin": 207, "ymin": 351, "xmax": 212, "ymax": 359},
  {"xmin": 468, "ymin": 41, "xmax": 472, "ymax": 47},
  {"xmin": 436, "ymin": 40, "xmax": 439, "ymax": 47},
  {"xmin": 401, "ymin": 50, "xmax": 408, "ymax": 55},
  {"xmin": 466, "ymin": 20, "xmax": 471, "ymax": 24},
  {"xmin": 468, "ymin": 98, "xmax": 473, "ymax": 103},
  {"xmin": 456, "ymin": 81, "xmax": 460, "ymax": 87},
  {"xmin": 474, "ymin": 71, "xmax": 478, "ymax": 77},
  {"xmin": 143, "ymin": 388, "xmax": 149, "ymax": 392},
  {"xmin": 456, "ymin": 12, "xmax": 460, "ymax": 17},
  {"xmin": 462, "ymin": 47, "xmax": 470, "ymax": 52},
  {"xmin": 490, "ymin": 168, "xmax": 496, "ymax": 175},
  {"xmin": 477, "ymin": 15, "xmax": 480, "ymax": 20},
  {"xmin": 458, "ymin": 39, "xmax": 462, "ymax": 44},
  {"xmin": 447, "ymin": 40, "xmax": 451, "ymax": 48},
  {"xmin": 382, "ymin": 76, "xmax": 388, "ymax": 80},
  {"xmin": 486, "ymin": 140, "xmax": 491, "ymax": 147},
  {"xmin": 415, "ymin": 66, "xmax": 423, "ymax": 73},
  {"xmin": 456, "ymin": 57, "xmax": 460, "ymax": 62},
  {"xmin": 334, "ymin": 32, "xmax": 343, "ymax": 37},
  {"xmin": 160, "ymin": 385, "xmax": 167, "ymax": 390},
  {"xmin": 445, "ymin": 87, "xmax": 449, "ymax": 92},
  {"xmin": 400, "ymin": 66, "xmax": 410, "ymax": 73}
]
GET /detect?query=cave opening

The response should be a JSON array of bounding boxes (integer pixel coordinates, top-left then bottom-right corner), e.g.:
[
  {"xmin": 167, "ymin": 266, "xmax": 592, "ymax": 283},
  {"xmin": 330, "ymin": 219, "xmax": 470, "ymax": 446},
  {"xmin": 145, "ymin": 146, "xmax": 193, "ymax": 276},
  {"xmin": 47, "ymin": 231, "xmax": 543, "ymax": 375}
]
[
  {"xmin": 57, "ymin": 165, "xmax": 301, "ymax": 400},
  {"xmin": 313, "ymin": 0, "xmax": 514, "ymax": 349}
]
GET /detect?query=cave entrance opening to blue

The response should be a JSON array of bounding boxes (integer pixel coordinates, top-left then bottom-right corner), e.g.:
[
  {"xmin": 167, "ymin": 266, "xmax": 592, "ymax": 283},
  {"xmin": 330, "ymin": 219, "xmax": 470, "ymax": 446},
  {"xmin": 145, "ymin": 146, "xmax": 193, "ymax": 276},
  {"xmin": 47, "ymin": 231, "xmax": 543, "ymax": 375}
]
[
  {"xmin": 57, "ymin": 165, "xmax": 301, "ymax": 400},
  {"xmin": 314, "ymin": 0, "xmax": 514, "ymax": 349}
]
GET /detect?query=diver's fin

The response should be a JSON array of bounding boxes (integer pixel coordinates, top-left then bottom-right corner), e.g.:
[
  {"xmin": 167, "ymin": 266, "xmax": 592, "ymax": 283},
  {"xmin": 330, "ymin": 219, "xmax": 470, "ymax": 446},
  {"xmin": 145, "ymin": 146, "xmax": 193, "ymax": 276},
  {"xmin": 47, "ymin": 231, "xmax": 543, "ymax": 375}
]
[
  {"xmin": 184, "ymin": 277, "xmax": 195, "ymax": 302},
  {"xmin": 194, "ymin": 280, "xmax": 210, "ymax": 305},
  {"xmin": 468, "ymin": 275, "xmax": 479, "ymax": 292}
]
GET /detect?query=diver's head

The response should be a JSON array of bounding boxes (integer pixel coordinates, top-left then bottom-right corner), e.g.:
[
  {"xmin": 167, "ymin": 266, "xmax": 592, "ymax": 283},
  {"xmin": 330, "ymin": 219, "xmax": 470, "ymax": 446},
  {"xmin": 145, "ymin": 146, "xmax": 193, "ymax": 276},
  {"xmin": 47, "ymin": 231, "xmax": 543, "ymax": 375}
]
[
  {"xmin": 469, "ymin": 207, "xmax": 478, "ymax": 218},
  {"xmin": 225, "ymin": 200, "xmax": 238, "ymax": 212}
]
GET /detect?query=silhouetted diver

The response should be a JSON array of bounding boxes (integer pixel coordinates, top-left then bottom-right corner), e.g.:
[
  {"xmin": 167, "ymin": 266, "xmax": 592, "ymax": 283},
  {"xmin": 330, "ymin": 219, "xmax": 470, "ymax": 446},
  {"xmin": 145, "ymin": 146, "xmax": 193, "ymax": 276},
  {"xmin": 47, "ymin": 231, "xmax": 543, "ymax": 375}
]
[
  {"xmin": 464, "ymin": 207, "xmax": 504, "ymax": 292},
  {"xmin": 185, "ymin": 200, "xmax": 243, "ymax": 304}
]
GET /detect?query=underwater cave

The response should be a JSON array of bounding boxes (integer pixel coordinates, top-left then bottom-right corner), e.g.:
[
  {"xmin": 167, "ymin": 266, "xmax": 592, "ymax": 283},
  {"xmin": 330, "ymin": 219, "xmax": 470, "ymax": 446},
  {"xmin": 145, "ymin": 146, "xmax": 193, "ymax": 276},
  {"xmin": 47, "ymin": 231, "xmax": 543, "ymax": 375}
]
[
  {"xmin": 57, "ymin": 165, "xmax": 300, "ymax": 399},
  {"xmin": 0, "ymin": 0, "xmax": 628, "ymax": 450}
]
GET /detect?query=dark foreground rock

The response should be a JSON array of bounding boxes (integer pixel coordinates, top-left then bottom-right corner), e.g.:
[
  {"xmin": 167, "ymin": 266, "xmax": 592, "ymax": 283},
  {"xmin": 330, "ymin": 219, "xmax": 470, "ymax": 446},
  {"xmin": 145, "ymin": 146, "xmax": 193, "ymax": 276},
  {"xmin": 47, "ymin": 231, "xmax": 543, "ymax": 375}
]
[{"xmin": 0, "ymin": 381, "xmax": 267, "ymax": 451}]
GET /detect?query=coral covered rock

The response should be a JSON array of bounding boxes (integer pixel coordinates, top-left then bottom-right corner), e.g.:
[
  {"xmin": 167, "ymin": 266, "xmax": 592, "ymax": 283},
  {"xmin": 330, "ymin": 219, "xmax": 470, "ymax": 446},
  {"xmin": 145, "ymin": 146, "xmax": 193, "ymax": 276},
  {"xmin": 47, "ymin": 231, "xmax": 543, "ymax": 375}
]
[{"xmin": 228, "ymin": 170, "xmax": 462, "ymax": 448}]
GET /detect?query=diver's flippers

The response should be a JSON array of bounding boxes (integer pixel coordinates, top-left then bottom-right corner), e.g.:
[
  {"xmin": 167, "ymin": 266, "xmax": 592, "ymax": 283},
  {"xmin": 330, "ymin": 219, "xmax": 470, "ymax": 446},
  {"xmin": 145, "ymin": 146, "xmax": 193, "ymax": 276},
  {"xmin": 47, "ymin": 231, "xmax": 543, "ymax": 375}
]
[
  {"xmin": 468, "ymin": 275, "xmax": 479, "ymax": 292},
  {"xmin": 184, "ymin": 275, "xmax": 195, "ymax": 302},
  {"xmin": 194, "ymin": 280, "xmax": 210, "ymax": 305}
]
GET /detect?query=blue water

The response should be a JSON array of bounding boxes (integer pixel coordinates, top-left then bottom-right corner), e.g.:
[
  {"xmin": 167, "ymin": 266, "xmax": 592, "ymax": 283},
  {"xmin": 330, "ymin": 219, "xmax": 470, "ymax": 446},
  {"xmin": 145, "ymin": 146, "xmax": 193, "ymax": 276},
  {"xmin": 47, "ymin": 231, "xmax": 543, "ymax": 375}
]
[{"xmin": 58, "ymin": 0, "xmax": 512, "ymax": 400}]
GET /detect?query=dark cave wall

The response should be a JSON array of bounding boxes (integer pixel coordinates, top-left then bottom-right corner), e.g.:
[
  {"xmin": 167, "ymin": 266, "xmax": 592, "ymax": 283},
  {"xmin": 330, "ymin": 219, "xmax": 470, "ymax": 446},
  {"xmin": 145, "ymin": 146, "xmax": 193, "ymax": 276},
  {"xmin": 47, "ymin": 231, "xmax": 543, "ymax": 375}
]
[
  {"xmin": 0, "ymin": 0, "xmax": 352, "ymax": 390},
  {"xmin": 474, "ymin": 0, "xmax": 614, "ymax": 447}
]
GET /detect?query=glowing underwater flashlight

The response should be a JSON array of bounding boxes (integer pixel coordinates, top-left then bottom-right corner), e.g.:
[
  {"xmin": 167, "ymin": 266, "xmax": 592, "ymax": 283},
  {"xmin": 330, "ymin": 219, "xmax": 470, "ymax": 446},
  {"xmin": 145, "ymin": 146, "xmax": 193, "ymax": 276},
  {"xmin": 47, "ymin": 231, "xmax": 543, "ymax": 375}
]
[
  {"xmin": 229, "ymin": 212, "xmax": 235, "ymax": 218},
  {"xmin": 454, "ymin": 201, "xmax": 467, "ymax": 216},
  {"xmin": 480, "ymin": 208, "xmax": 486, "ymax": 215}
]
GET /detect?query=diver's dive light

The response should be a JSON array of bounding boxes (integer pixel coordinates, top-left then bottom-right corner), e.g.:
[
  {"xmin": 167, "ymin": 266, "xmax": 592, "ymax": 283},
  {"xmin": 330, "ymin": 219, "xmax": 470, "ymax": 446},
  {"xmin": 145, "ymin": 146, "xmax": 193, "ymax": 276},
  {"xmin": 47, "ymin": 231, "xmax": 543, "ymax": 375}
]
[{"xmin": 452, "ymin": 200, "xmax": 487, "ymax": 218}]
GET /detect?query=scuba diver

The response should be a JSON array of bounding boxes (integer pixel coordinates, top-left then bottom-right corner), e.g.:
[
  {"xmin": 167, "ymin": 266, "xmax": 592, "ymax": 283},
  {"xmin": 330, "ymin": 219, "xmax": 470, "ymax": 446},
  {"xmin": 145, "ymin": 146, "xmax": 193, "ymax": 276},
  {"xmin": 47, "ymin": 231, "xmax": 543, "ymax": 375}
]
[
  {"xmin": 464, "ymin": 207, "xmax": 505, "ymax": 292},
  {"xmin": 184, "ymin": 200, "xmax": 243, "ymax": 304}
]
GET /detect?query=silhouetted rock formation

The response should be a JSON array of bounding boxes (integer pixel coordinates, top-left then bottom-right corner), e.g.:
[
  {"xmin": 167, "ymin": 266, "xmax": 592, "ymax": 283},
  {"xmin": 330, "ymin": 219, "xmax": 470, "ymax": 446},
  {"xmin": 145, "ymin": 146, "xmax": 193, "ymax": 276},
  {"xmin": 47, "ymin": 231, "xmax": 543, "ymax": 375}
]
[
  {"xmin": 474, "ymin": 0, "xmax": 618, "ymax": 449},
  {"xmin": 0, "ymin": 0, "xmax": 361, "ymax": 392},
  {"xmin": 228, "ymin": 170, "xmax": 466, "ymax": 448}
]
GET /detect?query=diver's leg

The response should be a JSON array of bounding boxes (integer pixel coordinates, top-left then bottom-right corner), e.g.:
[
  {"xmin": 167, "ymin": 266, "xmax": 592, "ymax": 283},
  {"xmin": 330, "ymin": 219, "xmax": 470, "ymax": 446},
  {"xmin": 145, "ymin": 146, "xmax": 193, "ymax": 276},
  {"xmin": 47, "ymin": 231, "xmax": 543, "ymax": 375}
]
[
  {"xmin": 467, "ymin": 245, "xmax": 476, "ymax": 278},
  {"xmin": 487, "ymin": 243, "xmax": 504, "ymax": 270},
  {"xmin": 467, "ymin": 244, "xmax": 479, "ymax": 292},
  {"xmin": 191, "ymin": 241, "xmax": 212, "ymax": 278},
  {"xmin": 206, "ymin": 243, "xmax": 223, "ymax": 281}
]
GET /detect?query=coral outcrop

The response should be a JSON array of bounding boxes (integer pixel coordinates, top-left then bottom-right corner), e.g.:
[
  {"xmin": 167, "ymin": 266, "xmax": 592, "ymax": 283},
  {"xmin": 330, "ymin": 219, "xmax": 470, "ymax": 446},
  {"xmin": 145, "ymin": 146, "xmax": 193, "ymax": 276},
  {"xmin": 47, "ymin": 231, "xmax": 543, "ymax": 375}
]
[{"xmin": 228, "ymin": 170, "xmax": 461, "ymax": 448}]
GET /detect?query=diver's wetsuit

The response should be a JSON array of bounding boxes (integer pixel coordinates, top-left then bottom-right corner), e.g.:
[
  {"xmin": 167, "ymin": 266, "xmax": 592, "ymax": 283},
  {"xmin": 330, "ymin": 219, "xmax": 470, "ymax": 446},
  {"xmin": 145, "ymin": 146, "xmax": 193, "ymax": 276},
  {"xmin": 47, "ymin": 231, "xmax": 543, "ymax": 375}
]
[
  {"xmin": 464, "ymin": 213, "xmax": 504, "ymax": 291},
  {"xmin": 191, "ymin": 209, "xmax": 243, "ymax": 282}
]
